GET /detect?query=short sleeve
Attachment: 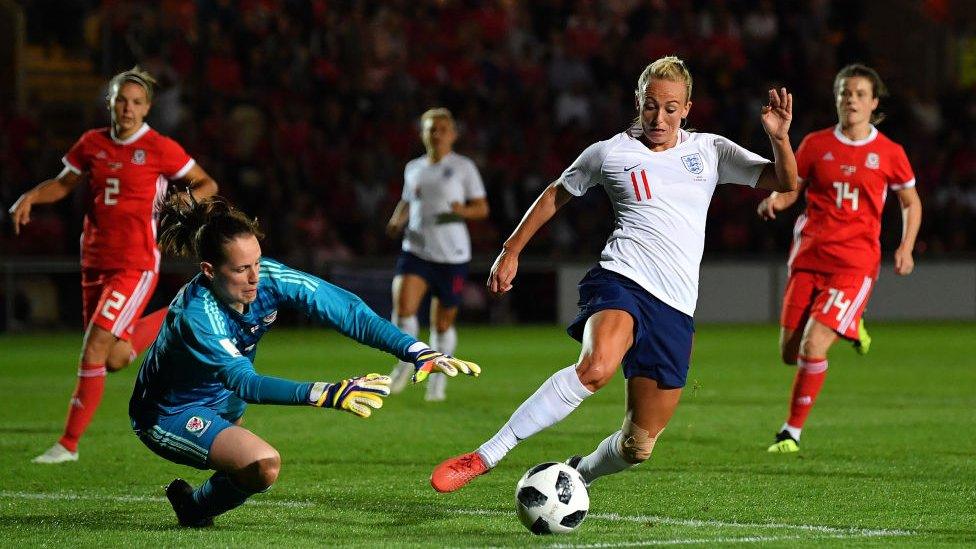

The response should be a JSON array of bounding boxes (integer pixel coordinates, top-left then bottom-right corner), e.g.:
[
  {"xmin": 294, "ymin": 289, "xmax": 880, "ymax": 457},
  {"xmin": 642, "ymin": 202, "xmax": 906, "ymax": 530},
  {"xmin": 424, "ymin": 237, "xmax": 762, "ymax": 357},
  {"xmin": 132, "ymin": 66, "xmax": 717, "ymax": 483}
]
[
  {"xmin": 558, "ymin": 140, "xmax": 610, "ymax": 196},
  {"xmin": 462, "ymin": 159, "xmax": 487, "ymax": 200},
  {"xmin": 887, "ymin": 145, "xmax": 916, "ymax": 191},
  {"xmin": 401, "ymin": 163, "xmax": 414, "ymax": 201},
  {"xmin": 159, "ymin": 136, "xmax": 195, "ymax": 179},
  {"xmin": 714, "ymin": 136, "xmax": 770, "ymax": 187},
  {"xmin": 62, "ymin": 132, "xmax": 92, "ymax": 174},
  {"xmin": 794, "ymin": 134, "xmax": 814, "ymax": 182}
]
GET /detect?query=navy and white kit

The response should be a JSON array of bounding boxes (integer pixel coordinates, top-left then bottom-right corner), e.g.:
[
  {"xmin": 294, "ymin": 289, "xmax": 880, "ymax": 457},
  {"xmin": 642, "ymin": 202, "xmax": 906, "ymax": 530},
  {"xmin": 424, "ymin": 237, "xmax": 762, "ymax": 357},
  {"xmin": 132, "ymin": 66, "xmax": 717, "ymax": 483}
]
[
  {"xmin": 562, "ymin": 128, "xmax": 769, "ymax": 387},
  {"xmin": 396, "ymin": 152, "xmax": 486, "ymax": 307}
]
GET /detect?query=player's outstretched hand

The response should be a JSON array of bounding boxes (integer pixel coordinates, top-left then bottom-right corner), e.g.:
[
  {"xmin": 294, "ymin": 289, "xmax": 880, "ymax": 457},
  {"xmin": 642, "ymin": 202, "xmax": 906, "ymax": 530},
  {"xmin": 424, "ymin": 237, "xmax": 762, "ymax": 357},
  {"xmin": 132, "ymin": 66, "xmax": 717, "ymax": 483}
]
[
  {"xmin": 411, "ymin": 348, "xmax": 481, "ymax": 383},
  {"xmin": 309, "ymin": 374, "xmax": 392, "ymax": 418},
  {"xmin": 757, "ymin": 195, "xmax": 777, "ymax": 220},
  {"xmin": 8, "ymin": 193, "xmax": 34, "ymax": 235},
  {"xmin": 761, "ymin": 87, "xmax": 792, "ymax": 141},
  {"xmin": 488, "ymin": 248, "xmax": 518, "ymax": 295}
]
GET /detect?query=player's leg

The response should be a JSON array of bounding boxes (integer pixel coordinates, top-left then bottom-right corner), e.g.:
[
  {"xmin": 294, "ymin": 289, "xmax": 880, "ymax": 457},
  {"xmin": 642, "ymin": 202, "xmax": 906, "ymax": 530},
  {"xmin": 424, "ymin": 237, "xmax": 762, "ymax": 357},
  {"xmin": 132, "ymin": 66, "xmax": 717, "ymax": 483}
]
[
  {"xmin": 389, "ymin": 259, "xmax": 429, "ymax": 393},
  {"xmin": 32, "ymin": 321, "xmax": 116, "ymax": 463},
  {"xmin": 426, "ymin": 298, "xmax": 459, "ymax": 401},
  {"xmin": 573, "ymin": 290, "xmax": 691, "ymax": 484},
  {"xmin": 431, "ymin": 310, "xmax": 629, "ymax": 492},
  {"xmin": 426, "ymin": 263, "xmax": 466, "ymax": 401},
  {"xmin": 768, "ymin": 272, "xmax": 815, "ymax": 452},
  {"xmin": 33, "ymin": 270, "xmax": 114, "ymax": 463},
  {"xmin": 136, "ymin": 406, "xmax": 274, "ymax": 527},
  {"xmin": 575, "ymin": 377, "xmax": 682, "ymax": 484},
  {"xmin": 108, "ymin": 306, "xmax": 169, "ymax": 369},
  {"xmin": 104, "ymin": 270, "xmax": 160, "ymax": 372},
  {"xmin": 179, "ymin": 426, "xmax": 280, "ymax": 523},
  {"xmin": 771, "ymin": 274, "xmax": 873, "ymax": 451}
]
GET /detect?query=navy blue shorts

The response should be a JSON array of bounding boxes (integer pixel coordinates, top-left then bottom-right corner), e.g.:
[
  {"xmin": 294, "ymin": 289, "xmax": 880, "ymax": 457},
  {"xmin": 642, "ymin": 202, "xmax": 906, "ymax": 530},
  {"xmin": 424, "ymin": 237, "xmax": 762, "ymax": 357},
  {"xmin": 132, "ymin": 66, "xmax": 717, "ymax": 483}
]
[
  {"xmin": 133, "ymin": 404, "xmax": 244, "ymax": 470},
  {"xmin": 567, "ymin": 267, "xmax": 695, "ymax": 389},
  {"xmin": 395, "ymin": 251, "xmax": 468, "ymax": 308}
]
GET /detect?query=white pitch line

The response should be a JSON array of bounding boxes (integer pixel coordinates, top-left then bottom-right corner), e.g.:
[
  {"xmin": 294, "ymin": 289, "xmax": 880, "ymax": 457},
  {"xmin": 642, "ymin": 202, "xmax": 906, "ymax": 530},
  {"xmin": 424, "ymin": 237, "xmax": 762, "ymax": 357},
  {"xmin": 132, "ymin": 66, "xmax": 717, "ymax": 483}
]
[
  {"xmin": 541, "ymin": 533, "xmax": 880, "ymax": 548},
  {"xmin": 0, "ymin": 491, "xmax": 914, "ymax": 542},
  {"xmin": 454, "ymin": 509, "xmax": 913, "ymax": 538},
  {"xmin": 0, "ymin": 490, "xmax": 313, "ymax": 509}
]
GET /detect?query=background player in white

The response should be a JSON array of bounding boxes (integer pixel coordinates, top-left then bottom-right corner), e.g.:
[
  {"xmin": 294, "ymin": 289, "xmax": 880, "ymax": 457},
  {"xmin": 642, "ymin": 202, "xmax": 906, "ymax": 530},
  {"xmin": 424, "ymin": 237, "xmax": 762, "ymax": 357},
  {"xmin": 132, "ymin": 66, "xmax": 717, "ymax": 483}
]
[
  {"xmin": 431, "ymin": 56, "xmax": 797, "ymax": 492},
  {"xmin": 386, "ymin": 108, "xmax": 489, "ymax": 401}
]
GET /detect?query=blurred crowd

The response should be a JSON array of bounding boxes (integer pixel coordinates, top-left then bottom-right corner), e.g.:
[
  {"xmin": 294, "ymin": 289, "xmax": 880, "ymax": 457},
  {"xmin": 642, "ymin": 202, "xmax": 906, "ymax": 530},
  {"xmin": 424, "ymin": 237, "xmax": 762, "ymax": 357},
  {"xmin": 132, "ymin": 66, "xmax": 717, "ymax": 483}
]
[{"xmin": 3, "ymin": 0, "xmax": 976, "ymax": 268}]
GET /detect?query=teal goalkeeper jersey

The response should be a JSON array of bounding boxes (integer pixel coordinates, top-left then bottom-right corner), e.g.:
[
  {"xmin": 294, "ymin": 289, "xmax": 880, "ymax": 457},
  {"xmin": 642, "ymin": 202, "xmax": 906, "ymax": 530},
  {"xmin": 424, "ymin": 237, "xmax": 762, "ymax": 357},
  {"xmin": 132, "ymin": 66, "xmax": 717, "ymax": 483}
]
[{"xmin": 129, "ymin": 258, "xmax": 415, "ymax": 426}]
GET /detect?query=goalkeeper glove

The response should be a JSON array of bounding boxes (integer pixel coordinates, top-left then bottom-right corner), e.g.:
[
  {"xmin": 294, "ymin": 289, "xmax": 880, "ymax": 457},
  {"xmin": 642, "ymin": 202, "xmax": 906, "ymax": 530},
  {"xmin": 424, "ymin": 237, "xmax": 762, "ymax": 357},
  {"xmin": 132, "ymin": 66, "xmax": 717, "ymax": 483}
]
[
  {"xmin": 409, "ymin": 346, "xmax": 481, "ymax": 383},
  {"xmin": 309, "ymin": 374, "xmax": 392, "ymax": 418}
]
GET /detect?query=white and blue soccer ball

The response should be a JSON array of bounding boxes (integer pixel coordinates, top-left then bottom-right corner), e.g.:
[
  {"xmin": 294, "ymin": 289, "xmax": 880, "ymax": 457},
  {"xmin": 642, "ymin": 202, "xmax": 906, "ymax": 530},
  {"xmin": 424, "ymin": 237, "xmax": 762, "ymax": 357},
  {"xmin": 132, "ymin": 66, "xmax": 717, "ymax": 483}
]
[{"xmin": 514, "ymin": 462, "xmax": 589, "ymax": 535}]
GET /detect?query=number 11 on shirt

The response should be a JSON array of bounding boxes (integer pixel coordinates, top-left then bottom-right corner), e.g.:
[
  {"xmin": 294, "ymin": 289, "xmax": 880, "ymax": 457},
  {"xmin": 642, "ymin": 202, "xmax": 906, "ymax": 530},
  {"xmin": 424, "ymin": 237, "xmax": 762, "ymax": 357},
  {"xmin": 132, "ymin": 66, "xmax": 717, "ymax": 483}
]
[{"xmin": 630, "ymin": 169, "xmax": 652, "ymax": 201}]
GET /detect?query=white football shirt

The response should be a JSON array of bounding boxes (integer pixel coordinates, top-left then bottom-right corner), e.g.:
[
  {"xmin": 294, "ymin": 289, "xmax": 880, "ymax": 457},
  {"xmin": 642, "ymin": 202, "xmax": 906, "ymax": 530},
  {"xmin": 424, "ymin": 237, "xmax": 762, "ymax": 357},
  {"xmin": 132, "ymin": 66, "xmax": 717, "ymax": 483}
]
[
  {"xmin": 401, "ymin": 151, "xmax": 487, "ymax": 264},
  {"xmin": 559, "ymin": 129, "xmax": 769, "ymax": 316}
]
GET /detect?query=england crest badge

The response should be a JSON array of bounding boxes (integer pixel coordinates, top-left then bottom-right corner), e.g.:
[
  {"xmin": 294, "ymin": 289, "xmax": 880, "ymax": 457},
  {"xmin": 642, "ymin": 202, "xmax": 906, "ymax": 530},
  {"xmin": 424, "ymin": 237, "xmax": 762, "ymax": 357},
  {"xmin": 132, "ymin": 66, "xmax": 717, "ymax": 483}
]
[{"xmin": 681, "ymin": 153, "xmax": 704, "ymax": 174}]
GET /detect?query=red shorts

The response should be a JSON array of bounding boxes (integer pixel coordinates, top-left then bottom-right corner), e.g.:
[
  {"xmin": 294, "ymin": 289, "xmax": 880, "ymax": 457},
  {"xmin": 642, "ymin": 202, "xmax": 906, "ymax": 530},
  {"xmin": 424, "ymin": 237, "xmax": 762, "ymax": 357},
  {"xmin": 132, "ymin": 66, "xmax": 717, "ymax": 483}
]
[
  {"xmin": 781, "ymin": 270, "xmax": 875, "ymax": 341},
  {"xmin": 81, "ymin": 268, "xmax": 159, "ymax": 339}
]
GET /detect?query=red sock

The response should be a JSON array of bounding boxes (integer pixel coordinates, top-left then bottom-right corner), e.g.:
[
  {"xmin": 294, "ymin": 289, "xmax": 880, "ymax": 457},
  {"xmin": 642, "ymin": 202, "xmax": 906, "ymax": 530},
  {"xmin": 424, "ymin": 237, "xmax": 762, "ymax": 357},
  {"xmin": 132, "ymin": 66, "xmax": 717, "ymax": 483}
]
[
  {"xmin": 58, "ymin": 363, "xmax": 107, "ymax": 453},
  {"xmin": 786, "ymin": 356, "xmax": 828, "ymax": 430},
  {"xmin": 129, "ymin": 307, "xmax": 168, "ymax": 356}
]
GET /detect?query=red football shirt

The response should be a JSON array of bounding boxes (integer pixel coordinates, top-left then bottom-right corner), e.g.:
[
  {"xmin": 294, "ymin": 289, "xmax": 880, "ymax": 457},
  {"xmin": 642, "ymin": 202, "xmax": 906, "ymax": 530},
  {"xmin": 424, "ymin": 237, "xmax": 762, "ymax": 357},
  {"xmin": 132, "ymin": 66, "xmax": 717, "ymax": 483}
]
[
  {"xmin": 788, "ymin": 126, "xmax": 915, "ymax": 275},
  {"xmin": 63, "ymin": 124, "xmax": 194, "ymax": 271}
]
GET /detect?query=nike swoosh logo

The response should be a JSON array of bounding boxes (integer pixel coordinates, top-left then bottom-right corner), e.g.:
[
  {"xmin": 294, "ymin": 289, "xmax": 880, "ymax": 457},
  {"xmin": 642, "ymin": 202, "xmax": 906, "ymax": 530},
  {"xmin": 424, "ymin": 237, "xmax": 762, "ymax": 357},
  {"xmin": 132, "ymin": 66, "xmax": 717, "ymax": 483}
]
[{"xmin": 625, "ymin": 163, "xmax": 640, "ymax": 171}]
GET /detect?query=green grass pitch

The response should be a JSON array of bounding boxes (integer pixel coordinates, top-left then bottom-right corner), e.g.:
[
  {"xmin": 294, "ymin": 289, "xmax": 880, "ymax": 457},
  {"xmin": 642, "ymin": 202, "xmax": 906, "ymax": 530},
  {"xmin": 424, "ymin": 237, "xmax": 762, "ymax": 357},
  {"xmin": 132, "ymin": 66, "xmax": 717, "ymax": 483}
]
[{"xmin": 1, "ymin": 323, "xmax": 974, "ymax": 547}]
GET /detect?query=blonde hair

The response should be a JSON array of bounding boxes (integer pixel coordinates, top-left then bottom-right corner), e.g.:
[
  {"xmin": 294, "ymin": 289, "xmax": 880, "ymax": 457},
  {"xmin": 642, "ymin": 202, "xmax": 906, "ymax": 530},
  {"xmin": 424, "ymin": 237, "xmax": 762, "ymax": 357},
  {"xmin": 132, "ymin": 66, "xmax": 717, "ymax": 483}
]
[
  {"xmin": 635, "ymin": 56, "xmax": 693, "ymax": 103},
  {"xmin": 108, "ymin": 65, "xmax": 157, "ymax": 104},
  {"xmin": 420, "ymin": 107, "xmax": 455, "ymax": 128}
]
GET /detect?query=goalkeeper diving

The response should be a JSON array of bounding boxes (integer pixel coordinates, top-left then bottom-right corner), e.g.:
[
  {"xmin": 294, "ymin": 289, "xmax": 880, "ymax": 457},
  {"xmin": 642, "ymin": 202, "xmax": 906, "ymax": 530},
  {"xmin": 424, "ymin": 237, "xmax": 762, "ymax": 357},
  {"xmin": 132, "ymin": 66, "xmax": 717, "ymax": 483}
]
[{"xmin": 128, "ymin": 195, "xmax": 480, "ymax": 528}]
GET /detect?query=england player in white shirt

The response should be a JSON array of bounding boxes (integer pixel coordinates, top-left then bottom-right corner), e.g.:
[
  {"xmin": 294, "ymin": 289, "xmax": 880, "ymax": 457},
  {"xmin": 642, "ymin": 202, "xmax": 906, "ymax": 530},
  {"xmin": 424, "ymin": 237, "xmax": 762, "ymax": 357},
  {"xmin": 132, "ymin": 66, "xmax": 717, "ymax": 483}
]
[
  {"xmin": 386, "ymin": 108, "xmax": 489, "ymax": 401},
  {"xmin": 431, "ymin": 56, "xmax": 797, "ymax": 492}
]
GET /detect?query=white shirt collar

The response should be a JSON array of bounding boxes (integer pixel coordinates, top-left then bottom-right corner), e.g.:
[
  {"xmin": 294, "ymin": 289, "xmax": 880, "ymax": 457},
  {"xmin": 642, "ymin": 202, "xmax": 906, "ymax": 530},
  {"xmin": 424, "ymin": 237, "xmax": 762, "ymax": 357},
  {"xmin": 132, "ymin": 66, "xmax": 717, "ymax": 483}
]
[
  {"xmin": 833, "ymin": 124, "xmax": 878, "ymax": 146},
  {"xmin": 111, "ymin": 123, "xmax": 151, "ymax": 145}
]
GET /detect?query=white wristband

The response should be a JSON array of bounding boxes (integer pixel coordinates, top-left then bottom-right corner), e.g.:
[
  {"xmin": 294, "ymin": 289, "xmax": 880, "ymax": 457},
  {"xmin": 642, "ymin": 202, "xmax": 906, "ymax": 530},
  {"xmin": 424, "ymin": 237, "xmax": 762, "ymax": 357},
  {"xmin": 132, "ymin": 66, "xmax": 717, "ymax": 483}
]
[{"xmin": 308, "ymin": 381, "xmax": 329, "ymax": 405}]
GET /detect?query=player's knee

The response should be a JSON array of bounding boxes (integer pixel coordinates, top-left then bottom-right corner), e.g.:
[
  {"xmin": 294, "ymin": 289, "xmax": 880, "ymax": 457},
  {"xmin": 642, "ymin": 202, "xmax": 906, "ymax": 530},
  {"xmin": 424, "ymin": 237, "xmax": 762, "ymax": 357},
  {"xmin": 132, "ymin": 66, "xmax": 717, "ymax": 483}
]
[
  {"xmin": 250, "ymin": 453, "xmax": 281, "ymax": 491},
  {"xmin": 105, "ymin": 347, "xmax": 134, "ymax": 372},
  {"xmin": 575, "ymin": 358, "xmax": 616, "ymax": 391},
  {"xmin": 619, "ymin": 420, "xmax": 662, "ymax": 464}
]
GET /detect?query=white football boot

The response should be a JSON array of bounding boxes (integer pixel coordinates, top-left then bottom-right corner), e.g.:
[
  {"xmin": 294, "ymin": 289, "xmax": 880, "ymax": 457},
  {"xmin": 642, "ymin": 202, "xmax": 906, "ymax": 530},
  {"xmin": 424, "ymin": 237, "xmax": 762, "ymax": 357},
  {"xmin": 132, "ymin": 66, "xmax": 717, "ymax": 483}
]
[{"xmin": 32, "ymin": 442, "xmax": 78, "ymax": 464}]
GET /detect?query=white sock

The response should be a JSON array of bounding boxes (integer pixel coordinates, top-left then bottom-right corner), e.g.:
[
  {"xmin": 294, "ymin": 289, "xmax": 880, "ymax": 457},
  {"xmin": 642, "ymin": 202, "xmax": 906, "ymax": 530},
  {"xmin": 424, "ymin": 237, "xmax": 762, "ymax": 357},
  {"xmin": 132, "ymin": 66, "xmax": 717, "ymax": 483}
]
[
  {"xmin": 477, "ymin": 365, "xmax": 593, "ymax": 468},
  {"xmin": 782, "ymin": 422, "xmax": 802, "ymax": 441},
  {"xmin": 437, "ymin": 326, "xmax": 457, "ymax": 355},
  {"xmin": 393, "ymin": 315, "xmax": 419, "ymax": 337},
  {"xmin": 576, "ymin": 430, "xmax": 633, "ymax": 484},
  {"xmin": 426, "ymin": 327, "xmax": 457, "ymax": 398}
]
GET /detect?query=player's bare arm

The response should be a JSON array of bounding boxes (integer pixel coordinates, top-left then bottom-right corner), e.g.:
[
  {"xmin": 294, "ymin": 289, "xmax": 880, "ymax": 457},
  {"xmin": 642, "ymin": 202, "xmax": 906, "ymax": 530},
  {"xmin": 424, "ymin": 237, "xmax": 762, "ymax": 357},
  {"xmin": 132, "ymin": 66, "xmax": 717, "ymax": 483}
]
[
  {"xmin": 757, "ymin": 88, "xmax": 798, "ymax": 193},
  {"xmin": 8, "ymin": 169, "xmax": 85, "ymax": 235},
  {"xmin": 894, "ymin": 186, "xmax": 922, "ymax": 276},
  {"xmin": 488, "ymin": 181, "xmax": 572, "ymax": 295},
  {"xmin": 176, "ymin": 164, "xmax": 218, "ymax": 205},
  {"xmin": 758, "ymin": 179, "xmax": 807, "ymax": 220},
  {"xmin": 450, "ymin": 197, "xmax": 490, "ymax": 220},
  {"xmin": 385, "ymin": 200, "xmax": 409, "ymax": 237}
]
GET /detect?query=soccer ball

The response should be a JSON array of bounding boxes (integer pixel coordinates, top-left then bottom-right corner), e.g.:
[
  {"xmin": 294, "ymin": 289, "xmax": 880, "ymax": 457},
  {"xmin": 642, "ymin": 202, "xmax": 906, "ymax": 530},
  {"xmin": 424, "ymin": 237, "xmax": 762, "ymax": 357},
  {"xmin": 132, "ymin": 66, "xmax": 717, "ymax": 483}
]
[{"xmin": 514, "ymin": 462, "xmax": 589, "ymax": 535}]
